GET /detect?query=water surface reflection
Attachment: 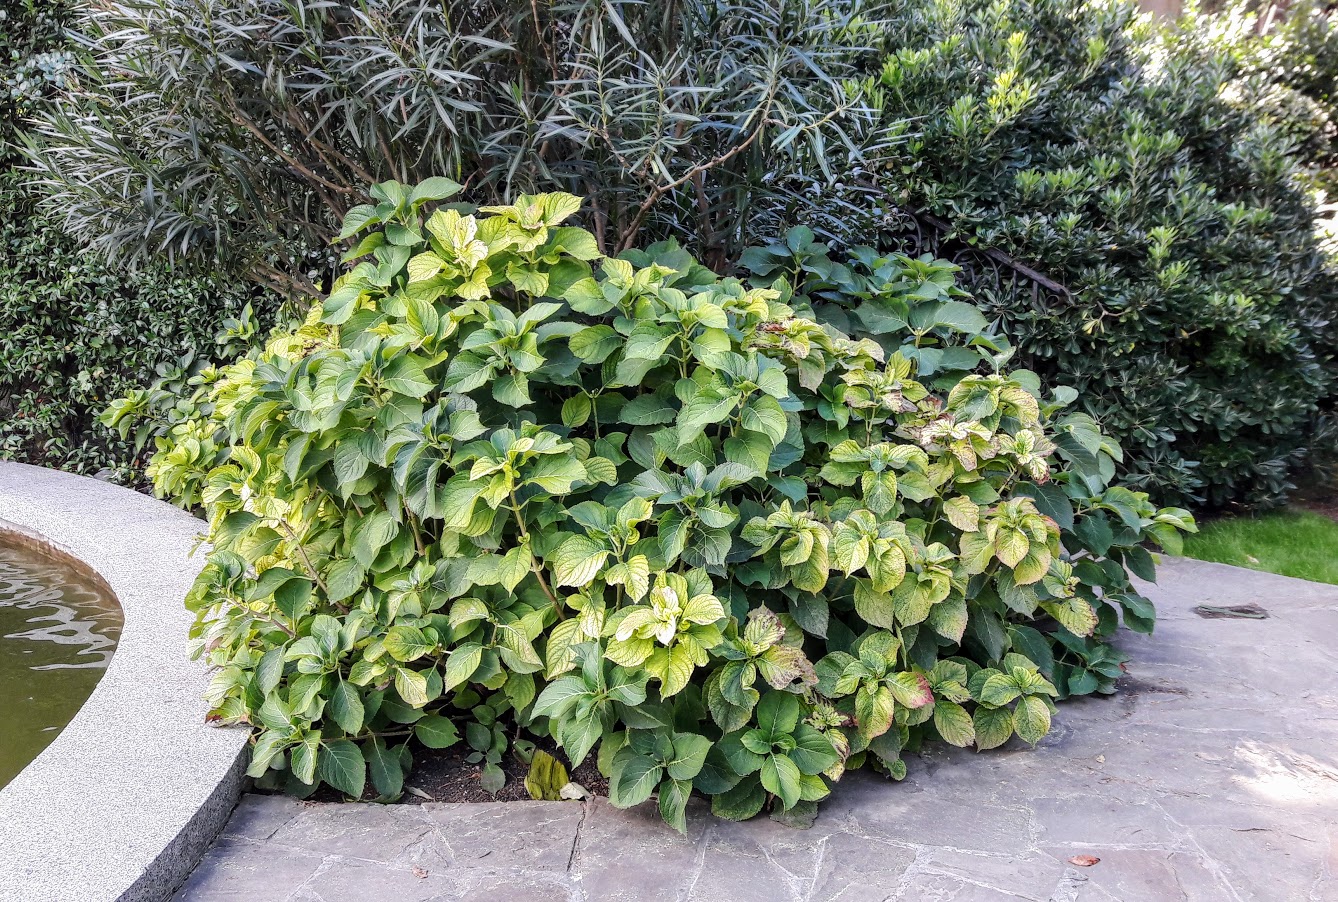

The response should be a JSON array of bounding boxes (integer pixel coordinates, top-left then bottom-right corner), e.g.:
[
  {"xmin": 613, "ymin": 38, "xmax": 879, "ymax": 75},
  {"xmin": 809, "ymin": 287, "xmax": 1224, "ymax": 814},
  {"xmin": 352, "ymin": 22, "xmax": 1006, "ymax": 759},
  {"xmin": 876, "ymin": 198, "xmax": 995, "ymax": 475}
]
[{"xmin": 0, "ymin": 537, "xmax": 122, "ymax": 789}]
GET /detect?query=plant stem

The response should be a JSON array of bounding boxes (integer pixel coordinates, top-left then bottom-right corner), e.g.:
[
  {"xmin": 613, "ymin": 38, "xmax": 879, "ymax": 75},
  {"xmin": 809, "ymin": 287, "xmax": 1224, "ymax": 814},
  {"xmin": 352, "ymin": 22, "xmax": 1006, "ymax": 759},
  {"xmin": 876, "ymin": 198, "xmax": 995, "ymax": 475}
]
[
  {"xmin": 277, "ymin": 519, "xmax": 331, "ymax": 597},
  {"xmin": 509, "ymin": 487, "xmax": 563, "ymax": 614}
]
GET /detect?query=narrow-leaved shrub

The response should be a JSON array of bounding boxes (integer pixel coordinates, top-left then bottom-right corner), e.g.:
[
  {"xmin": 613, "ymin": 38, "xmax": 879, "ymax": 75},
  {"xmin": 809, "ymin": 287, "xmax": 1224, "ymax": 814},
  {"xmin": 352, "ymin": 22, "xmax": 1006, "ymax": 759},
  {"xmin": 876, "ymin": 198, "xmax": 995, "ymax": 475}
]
[
  {"xmin": 26, "ymin": 0, "xmax": 874, "ymax": 296},
  {"xmin": 144, "ymin": 182, "xmax": 1193, "ymax": 827}
]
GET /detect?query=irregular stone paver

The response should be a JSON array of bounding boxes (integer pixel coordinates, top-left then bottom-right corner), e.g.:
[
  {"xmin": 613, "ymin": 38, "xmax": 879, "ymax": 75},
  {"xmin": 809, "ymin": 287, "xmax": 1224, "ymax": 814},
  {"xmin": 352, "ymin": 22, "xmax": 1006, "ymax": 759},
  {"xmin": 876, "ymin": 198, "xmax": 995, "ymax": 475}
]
[{"xmin": 176, "ymin": 559, "xmax": 1338, "ymax": 901}]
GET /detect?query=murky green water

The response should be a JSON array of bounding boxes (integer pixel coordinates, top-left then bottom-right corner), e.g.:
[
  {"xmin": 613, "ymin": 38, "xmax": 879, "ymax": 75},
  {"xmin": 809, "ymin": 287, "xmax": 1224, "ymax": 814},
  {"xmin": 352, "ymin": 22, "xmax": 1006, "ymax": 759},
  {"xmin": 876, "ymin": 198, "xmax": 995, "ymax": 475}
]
[{"xmin": 0, "ymin": 536, "xmax": 122, "ymax": 790}]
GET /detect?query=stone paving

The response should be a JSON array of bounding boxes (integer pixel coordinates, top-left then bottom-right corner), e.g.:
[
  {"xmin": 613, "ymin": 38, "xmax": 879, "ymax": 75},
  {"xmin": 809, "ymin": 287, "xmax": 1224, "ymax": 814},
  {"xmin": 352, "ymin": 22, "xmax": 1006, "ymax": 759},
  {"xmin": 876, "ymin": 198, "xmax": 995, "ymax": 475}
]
[{"xmin": 176, "ymin": 558, "xmax": 1338, "ymax": 901}]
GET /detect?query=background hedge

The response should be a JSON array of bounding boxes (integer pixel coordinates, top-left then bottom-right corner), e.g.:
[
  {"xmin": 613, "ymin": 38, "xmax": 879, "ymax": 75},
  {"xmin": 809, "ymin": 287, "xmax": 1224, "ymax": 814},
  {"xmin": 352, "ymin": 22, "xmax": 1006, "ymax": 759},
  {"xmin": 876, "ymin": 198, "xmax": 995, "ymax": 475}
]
[
  {"xmin": 0, "ymin": 0, "xmax": 253, "ymax": 479},
  {"xmin": 10, "ymin": 0, "xmax": 1338, "ymax": 509},
  {"xmin": 860, "ymin": 0, "xmax": 1338, "ymax": 509}
]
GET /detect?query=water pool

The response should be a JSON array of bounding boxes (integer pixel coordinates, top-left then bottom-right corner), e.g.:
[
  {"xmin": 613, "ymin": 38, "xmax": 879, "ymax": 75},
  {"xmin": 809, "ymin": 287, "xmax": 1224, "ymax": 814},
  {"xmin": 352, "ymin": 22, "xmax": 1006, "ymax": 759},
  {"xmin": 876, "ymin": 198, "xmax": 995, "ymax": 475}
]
[{"xmin": 0, "ymin": 535, "xmax": 122, "ymax": 789}]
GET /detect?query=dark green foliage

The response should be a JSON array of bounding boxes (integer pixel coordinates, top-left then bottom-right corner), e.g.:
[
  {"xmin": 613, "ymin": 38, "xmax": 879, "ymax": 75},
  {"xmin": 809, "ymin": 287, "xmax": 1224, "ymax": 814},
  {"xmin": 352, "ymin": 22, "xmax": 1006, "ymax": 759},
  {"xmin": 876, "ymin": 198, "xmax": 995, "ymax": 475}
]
[
  {"xmin": 25, "ymin": 0, "xmax": 873, "ymax": 297},
  {"xmin": 1221, "ymin": 1, "xmax": 1338, "ymax": 196},
  {"xmin": 0, "ymin": 192, "xmax": 253, "ymax": 477},
  {"xmin": 31, "ymin": 0, "xmax": 1338, "ymax": 508},
  {"xmin": 859, "ymin": 0, "xmax": 1338, "ymax": 509},
  {"xmin": 0, "ymin": 0, "xmax": 252, "ymax": 477},
  {"xmin": 131, "ymin": 183, "xmax": 1191, "ymax": 826}
]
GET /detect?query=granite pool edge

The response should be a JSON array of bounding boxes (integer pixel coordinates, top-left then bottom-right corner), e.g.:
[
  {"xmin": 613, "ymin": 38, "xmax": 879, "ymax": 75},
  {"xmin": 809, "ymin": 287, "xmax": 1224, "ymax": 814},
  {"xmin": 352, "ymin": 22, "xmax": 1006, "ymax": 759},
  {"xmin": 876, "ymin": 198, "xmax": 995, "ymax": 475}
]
[{"xmin": 0, "ymin": 463, "xmax": 249, "ymax": 902}]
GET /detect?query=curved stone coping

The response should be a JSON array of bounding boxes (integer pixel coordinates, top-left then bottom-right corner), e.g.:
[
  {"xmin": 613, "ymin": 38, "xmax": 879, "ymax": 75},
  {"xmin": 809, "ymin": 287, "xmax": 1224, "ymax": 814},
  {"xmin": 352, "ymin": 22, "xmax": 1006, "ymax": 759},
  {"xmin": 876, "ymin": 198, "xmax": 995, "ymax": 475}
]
[{"xmin": 0, "ymin": 463, "xmax": 249, "ymax": 902}]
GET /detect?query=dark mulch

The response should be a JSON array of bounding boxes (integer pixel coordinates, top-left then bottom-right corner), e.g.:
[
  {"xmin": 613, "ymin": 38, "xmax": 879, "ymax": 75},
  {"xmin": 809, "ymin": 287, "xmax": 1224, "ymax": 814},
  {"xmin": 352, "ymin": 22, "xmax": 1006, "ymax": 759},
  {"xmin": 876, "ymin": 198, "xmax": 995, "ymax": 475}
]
[
  {"xmin": 298, "ymin": 737, "xmax": 607, "ymax": 805},
  {"xmin": 402, "ymin": 741, "xmax": 608, "ymax": 804},
  {"xmin": 1300, "ymin": 498, "xmax": 1338, "ymax": 523}
]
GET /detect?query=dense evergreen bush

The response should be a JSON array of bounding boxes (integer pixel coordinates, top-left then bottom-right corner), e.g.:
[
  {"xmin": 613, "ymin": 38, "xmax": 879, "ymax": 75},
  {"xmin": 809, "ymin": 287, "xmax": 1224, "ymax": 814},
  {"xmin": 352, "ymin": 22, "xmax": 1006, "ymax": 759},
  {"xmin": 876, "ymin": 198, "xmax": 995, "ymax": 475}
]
[
  {"xmin": 0, "ymin": 0, "xmax": 253, "ymax": 477},
  {"xmin": 859, "ymin": 0, "xmax": 1338, "ymax": 508},
  {"xmin": 132, "ymin": 182, "xmax": 1192, "ymax": 824},
  {"xmin": 1220, "ymin": 1, "xmax": 1338, "ymax": 200}
]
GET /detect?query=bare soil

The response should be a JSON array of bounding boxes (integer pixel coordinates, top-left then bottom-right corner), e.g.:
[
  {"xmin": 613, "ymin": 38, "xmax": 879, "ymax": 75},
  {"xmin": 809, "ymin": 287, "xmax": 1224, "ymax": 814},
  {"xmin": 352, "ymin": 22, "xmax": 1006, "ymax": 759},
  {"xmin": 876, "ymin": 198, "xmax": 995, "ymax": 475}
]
[
  {"xmin": 1300, "ymin": 497, "xmax": 1338, "ymax": 523},
  {"xmin": 401, "ymin": 740, "xmax": 608, "ymax": 804},
  {"xmin": 301, "ymin": 737, "xmax": 608, "ymax": 805}
]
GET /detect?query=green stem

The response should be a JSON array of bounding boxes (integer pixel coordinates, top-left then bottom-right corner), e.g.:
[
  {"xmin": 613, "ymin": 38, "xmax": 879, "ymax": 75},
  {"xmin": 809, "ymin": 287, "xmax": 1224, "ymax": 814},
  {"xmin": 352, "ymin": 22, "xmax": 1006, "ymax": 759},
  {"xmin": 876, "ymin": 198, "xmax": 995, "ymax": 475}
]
[
  {"xmin": 275, "ymin": 518, "xmax": 338, "ymax": 610},
  {"xmin": 508, "ymin": 487, "xmax": 563, "ymax": 615}
]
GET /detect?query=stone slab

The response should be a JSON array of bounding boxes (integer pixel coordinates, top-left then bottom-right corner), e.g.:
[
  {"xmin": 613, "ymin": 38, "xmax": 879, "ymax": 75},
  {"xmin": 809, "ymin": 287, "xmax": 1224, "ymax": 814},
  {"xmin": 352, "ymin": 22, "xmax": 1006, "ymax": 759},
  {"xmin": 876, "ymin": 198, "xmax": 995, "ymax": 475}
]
[{"xmin": 177, "ymin": 557, "xmax": 1338, "ymax": 901}]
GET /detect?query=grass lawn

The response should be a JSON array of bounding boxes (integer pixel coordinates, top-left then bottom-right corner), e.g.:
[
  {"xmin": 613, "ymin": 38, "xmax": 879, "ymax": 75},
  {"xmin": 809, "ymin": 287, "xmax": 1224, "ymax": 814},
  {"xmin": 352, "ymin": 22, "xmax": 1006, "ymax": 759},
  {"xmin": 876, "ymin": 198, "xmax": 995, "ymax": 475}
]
[{"xmin": 1182, "ymin": 507, "xmax": 1338, "ymax": 586}]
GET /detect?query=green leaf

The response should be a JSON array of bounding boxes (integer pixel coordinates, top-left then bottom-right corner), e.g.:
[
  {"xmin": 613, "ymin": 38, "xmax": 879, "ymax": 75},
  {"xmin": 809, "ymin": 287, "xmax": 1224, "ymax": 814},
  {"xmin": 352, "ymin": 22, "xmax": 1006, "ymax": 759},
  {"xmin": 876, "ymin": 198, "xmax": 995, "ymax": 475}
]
[
  {"xmin": 933, "ymin": 701, "xmax": 975, "ymax": 747},
  {"xmin": 1012, "ymin": 696, "xmax": 1052, "ymax": 745},
  {"xmin": 740, "ymin": 396, "xmax": 788, "ymax": 446},
  {"xmin": 562, "ymin": 394, "xmax": 592, "ymax": 428},
  {"xmin": 384, "ymin": 625, "xmax": 434, "ymax": 663},
  {"xmin": 676, "ymin": 392, "xmax": 739, "ymax": 445},
  {"xmin": 972, "ymin": 706, "xmax": 1014, "ymax": 751},
  {"xmin": 1074, "ymin": 514, "xmax": 1114, "ymax": 556},
  {"xmin": 667, "ymin": 733, "xmax": 712, "ymax": 781},
  {"xmin": 622, "ymin": 323, "xmax": 677, "ymax": 362},
  {"xmin": 1124, "ymin": 545, "xmax": 1157, "ymax": 582},
  {"xmin": 508, "ymin": 264, "xmax": 549, "ymax": 296},
  {"xmin": 351, "ymin": 511, "xmax": 398, "ymax": 568},
  {"xmin": 760, "ymin": 754, "xmax": 803, "ymax": 810},
  {"xmin": 755, "ymin": 691, "xmax": 801, "ymax": 735},
  {"xmin": 415, "ymin": 714, "xmax": 461, "ymax": 749},
  {"xmin": 328, "ymin": 680, "xmax": 365, "ymax": 734},
  {"xmin": 382, "ymin": 355, "xmax": 434, "ymax": 398},
  {"xmin": 365, "ymin": 737, "xmax": 405, "ymax": 798},
  {"xmin": 711, "ymin": 776, "xmax": 767, "ymax": 821},
  {"xmin": 1016, "ymin": 482, "xmax": 1075, "ymax": 532},
  {"xmin": 931, "ymin": 300, "xmax": 989, "ymax": 334},
  {"xmin": 494, "ymin": 372, "xmax": 532, "ymax": 407},
  {"xmin": 570, "ymin": 325, "xmax": 622, "ymax": 363},
  {"xmin": 290, "ymin": 734, "xmax": 319, "ymax": 784},
  {"xmin": 411, "ymin": 176, "xmax": 463, "ymax": 203},
  {"xmin": 609, "ymin": 751, "xmax": 663, "ymax": 808},
  {"xmin": 481, "ymin": 763, "xmax": 506, "ymax": 795},
  {"xmin": 325, "ymin": 559, "xmax": 365, "ymax": 603},
  {"xmin": 527, "ymin": 455, "xmax": 588, "ymax": 495},
  {"xmin": 257, "ymin": 647, "xmax": 286, "ymax": 692},
  {"xmin": 318, "ymin": 739, "xmax": 367, "ymax": 798},
  {"xmin": 551, "ymin": 226, "xmax": 601, "ymax": 260},
  {"xmin": 497, "ymin": 544, "xmax": 535, "ymax": 593},
  {"xmin": 564, "ymin": 277, "xmax": 615, "ymax": 314},
  {"xmin": 559, "ymin": 716, "xmax": 605, "ymax": 768},
  {"xmin": 443, "ymin": 644, "xmax": 483, "ymax": 691},
  {"xmin": 658, "ymin": 777, "xmax": 693, "ymax": 834},
  {"xmin": 338, "ymin": 205, "xmax": 379, "ymax": 239},
  {"xmin": 620, "ymin": 394, "xmax": 678, "ymax": 426},
  {"xmin": 789, "ymin": 725, "xmax": 840, "ymax": 775},
  {"xmin": 551, "ymin": 534, "xmax": 611, "ymax": 587}
]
